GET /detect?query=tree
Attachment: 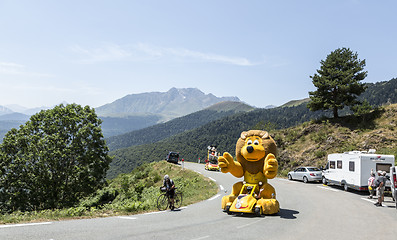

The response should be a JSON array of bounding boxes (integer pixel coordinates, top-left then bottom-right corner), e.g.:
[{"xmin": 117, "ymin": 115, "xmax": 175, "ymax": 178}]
[
  {"xmin": 351, "ymin": 100, "xmax": 374, "ymax": 116},
  {"xmin": 308, "ymin": 47, "xmax": 367, "ymax": 118},
  {"xmin": 0, "ymin": 104, "xmax": 112, "ymax": 212}
]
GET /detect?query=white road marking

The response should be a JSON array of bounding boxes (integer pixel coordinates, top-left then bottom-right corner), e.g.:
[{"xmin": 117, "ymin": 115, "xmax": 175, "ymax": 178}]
[
  {"xmin": 191, "ymin": 235, "xmax": 210, "ymax": 240},
  {"xmin": 361, "ymin": 197, "xmax": 377, "ymax": 203},
  {"xmin": 220, "ymin": 185, "xmax": 224, "ymax": 191},
  {"xmin": 317, "ymin": 186, "xmax": 340, "ymax": 192},
  {"xmin": 208, "ymin": 194, "xmax": 220, "ymax": 201},
  {"xmin": 361, "ymin": 197, "xmax": 388, "ymax": 207},
  {"xmin": 118, "ymin": 216, "xmax": 137, "ymax": 220},
  {"xmin": 277, "ymin": 178, "xmax": 296, "ymax": 183},
  {"xmin": 194, "ymin": 170, "xmax": 202, "ymax": 174},
  {"xmin": 237, "ymin": 219, "xmax": 264, "ymax": 229},
  {"xmin": 143, "ymin": 211, "xmax": 163, "ymax": 215},
  {"xmin": 208, "ymin": 177, "xmax": 216, "ymax": 182},
  {"xmin": 150, "ymin": 206, "xmax": 187, "ymax": 213},
  {"xmin": 0, "ymin": 222, "xmax": 52, "ymax": 229}
]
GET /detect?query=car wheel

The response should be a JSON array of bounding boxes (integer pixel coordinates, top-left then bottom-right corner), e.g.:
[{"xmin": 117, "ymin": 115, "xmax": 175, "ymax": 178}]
[
  {"xmin": 322, "ymin": 177, "xmax": 327, "ymax": 185},
  {"xmin": 343, "ymin": 183, "xmax": 349, "ymax": 191},
  {"xmin": 288, "ymin": 174, "xmax": 292, "ymax": 181},
  {"xmin": 254, "ymin": 206, "xmax": 262, "ymax": 217},
  {"xmin": 303, "ymin": 176, "xmax": 308, "ymax": 183},
  {"xmin": 225, "ymin": 205, "xmax": 232, "ymax": 215}
]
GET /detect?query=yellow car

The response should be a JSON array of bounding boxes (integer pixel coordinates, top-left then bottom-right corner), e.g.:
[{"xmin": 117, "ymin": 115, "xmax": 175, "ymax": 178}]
[
  {"xmin": 205, "ymin": 162, "xmax": 220, "ymax": 171},
  {"xmin": 225, "ymin": 183, "xmax": 262, "ymax": 216},
  {"xmin": 205, "ymin": 145, "xmax": 220, "ymax": 171}
]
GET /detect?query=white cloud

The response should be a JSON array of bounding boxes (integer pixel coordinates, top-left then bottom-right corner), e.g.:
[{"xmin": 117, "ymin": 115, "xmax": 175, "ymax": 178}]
[
  {"xmin": 135, "ymin": 43, "xmax": 163, "ymax": 58},
  {"xmin": 70, "ymin": 43, "xmax": 132, "ymax": 64},
  {"xmin": 0, "ymin": 80, "xmax": 105, "ymax": 108},
  {"xmin": 137, "ymin": 43, "xmax": 260, "ymax": 66},
  {"xmin": 0, "ymin": 62, "xmax": 25, "ymax": 74},
  {"xmin": 71, "ymin": 43, "xmax": 261, "ymax": 66},
  {"xmin": 163, "ymin": 46, "xmax": 257, "ymax": 66},
  {"xmin": 0, "ymin": 62, "xmax": 52, "ymax": 77}
]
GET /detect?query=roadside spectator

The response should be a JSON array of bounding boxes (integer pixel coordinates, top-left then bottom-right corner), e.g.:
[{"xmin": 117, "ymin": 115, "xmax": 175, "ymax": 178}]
[
  {"xmin": 162, "ymin": 175, "xmax": 176, "ymax": 210},
  {"xmin": 367, "ymin": 171, "xmax": 376, "ymax": 199},
  {"xmin": 374, "ymin": 170, "xmax": 386, "ymax": 207}
]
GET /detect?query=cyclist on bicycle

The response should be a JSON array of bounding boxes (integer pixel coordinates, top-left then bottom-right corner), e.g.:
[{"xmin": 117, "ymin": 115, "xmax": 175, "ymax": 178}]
[{"xmin": 163, "ymin": 175, "xmax": 175, "ymax": 210}]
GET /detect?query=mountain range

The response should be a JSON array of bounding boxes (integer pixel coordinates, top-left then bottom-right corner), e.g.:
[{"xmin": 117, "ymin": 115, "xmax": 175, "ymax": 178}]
[
  {"xmin": 0, "ymin": 88, "xmax": 246, "ymax": 140},
  {"xmin": 106, "ymin": 77, "xmax": 397, "ymax": 178},
  {"xmin": 106, "ymin": 101, "xmax": 254, "ymax": 151},
  {"xmin": 1, "ymin": 77, "xmax": 396, "ymax": 179},
  {"xmin": 95, "ymin": 87, "xmax": 241, "ymax": 118}
]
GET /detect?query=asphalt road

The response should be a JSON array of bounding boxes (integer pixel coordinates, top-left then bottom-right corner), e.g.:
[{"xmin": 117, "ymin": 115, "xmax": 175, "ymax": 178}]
[{"xmin": 1, "ymin": 162, "xmax": 396, "ymax": 240}]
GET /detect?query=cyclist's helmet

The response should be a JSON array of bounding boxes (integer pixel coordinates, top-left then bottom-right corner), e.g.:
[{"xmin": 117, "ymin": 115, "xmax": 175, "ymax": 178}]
[{"xmin": 164, "ymin": 175, "xmax": 169, "ymax": 180}]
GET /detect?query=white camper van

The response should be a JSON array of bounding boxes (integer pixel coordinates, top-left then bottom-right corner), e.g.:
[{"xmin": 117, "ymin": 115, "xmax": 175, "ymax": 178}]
[
  {"xmin": 390, "ymin": 166, "xmax": 397, "ymax": 209},
  {"xmin": 322, "ymin": 150, "xmax": 395, "ymax": 191}
]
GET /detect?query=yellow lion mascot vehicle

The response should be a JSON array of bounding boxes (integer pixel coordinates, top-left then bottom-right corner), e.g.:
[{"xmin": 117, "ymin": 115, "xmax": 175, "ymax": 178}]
[{"xmin": 219, "ymin": 130, "xmax": 279, "ymax": 215}]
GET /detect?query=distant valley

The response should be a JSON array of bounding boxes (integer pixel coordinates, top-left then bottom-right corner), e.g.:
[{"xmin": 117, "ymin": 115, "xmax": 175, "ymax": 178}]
[
  {"xmin": 107, "ymin": 78, "xmax": 397, "ymax": 178},
  {"xmin": 106, "ymin": 101, "xmax": 254, "ymax": 151},
  {"xmin": 0, "ymin": 88, "xmax": 248, "ymax": 140}
]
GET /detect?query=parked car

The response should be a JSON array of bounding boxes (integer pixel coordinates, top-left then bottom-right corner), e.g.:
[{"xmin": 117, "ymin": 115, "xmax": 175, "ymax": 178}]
[
  {"xmin": 165, "ymin": 152, "xmax": 179, "ymax": 164},
  {"xmin": 288, "ymin": 167, "xmax": 322, "ymax": 183}
]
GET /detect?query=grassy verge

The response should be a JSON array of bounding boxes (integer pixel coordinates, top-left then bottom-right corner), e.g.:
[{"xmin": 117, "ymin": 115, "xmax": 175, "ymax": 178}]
[{"xmin": 0, "ymin": 161, "xmax": 218, "ymax": 224}]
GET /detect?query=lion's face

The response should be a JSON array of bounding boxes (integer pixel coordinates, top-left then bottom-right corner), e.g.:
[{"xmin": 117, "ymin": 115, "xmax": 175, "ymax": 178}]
[
  {"xmin": 236, "ymin": 130, "xmax": 277, "ymax": 166},
  {"xmin": 241, "ymin": 135, "xmax": 266, "ymax": 162}
]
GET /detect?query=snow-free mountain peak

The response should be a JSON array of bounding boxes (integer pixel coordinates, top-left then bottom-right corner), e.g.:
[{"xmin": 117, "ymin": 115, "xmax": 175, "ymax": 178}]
[{"xmin": 95, "ymin": 88, "xmax": 241, "ymax": 118}]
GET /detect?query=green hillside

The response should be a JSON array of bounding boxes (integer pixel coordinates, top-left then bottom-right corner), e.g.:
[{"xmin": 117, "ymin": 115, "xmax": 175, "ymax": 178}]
[
  {"xmin": 106, "ymin": 78, "xmax": 397, "ymax": 178},
  {"xmin": 276, "ymin": 104, "xmax": 397, "ymax": 175},
  {"xmin": 280, "ymin": 98, "xmax": 310, "ymax": 108},
  {"xmin": 107, "ymin": 104, "xmax": 325, "ymax": 178},
  {"xmin": 106, "ymin": 101, "xmax": 254, "ymax": 151},
  {"xmin": 358, "ymin": 78, "xmax": 397, "ymax": 105},
  {"xmin": 0, "ymin": 161, "xmax": 217, "ymax": 224},
  {"xmin": 109, "ymin": 103, "xmax": 397, "ymax": 179},
  {"xmin": 205, "ymin": 101, "xmax": 254, "ymax": 112},
  {"xmin": 100, "ymin": 114, "xmax": 162, "ymax": 137}
]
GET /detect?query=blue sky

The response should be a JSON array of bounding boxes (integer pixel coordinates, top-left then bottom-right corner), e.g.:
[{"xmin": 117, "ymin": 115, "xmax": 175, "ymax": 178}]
[{"xmin": 0, "ymin": 0, "xmax": 396, "ymax": 109}]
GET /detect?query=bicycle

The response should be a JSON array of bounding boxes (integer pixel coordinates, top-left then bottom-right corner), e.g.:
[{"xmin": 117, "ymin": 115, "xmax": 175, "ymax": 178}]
[{"xmin": 157, "ymin": 187, "xmax": 183, "ymax": 211}]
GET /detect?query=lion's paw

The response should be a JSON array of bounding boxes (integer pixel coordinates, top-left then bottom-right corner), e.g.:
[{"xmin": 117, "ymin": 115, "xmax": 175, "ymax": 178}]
[
  {"xmin": 221, "ymin": 195, "xmax": 237, "ymax": 210},
  {"xmin": 257, "ymin": 198, "xmax": 279, "ymax": 215}
]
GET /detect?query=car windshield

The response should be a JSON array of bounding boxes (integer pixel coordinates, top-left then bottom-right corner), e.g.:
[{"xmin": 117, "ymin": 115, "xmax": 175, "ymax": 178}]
[
  {"xmin": 307, "ymin": 167, "xmax": 321, "ymax": 171},
  {"xmin": 209, "ymin": 159, "xmax": 218, "ymax": 164}
]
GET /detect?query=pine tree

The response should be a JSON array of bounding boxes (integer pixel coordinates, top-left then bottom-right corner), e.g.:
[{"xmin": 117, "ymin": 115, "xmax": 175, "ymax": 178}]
[{"xmin": 308, "ymin": 48, "xmax": 367, "ymax": 118}]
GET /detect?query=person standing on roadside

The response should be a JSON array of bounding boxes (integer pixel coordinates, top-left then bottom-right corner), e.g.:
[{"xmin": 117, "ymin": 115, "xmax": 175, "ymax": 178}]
[
  {"xmin": 367, "ymin": 171, "xmax": 376, "ymax": 199},
  {"xmin": 374, "ymin": 170, "xmax": 386, "ymax": 207},
  {"xmin": 162, "ymin": 175, "xmax": 176, "ymax": 210}
]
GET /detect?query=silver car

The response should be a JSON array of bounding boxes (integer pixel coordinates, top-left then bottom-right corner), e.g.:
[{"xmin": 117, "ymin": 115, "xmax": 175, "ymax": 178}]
[{"xmin": 288, "ymin": 167, "xmax": 323, "ymax": 183}]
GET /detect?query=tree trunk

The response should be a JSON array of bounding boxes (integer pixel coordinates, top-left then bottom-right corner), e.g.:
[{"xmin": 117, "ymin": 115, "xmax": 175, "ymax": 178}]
[{"xmin": 333, "ymin": 107, "xmax": 339, "ymax": 118}]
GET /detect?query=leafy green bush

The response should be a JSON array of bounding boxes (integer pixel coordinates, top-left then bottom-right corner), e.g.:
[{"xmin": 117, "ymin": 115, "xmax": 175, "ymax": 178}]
[
  {"xmin": 0, "ymin": 104, "xmax": 112, "ymax": 213},
  {"xmin": 314, "ymin": 150, "xmax": 327, "ymax": 158},
  {"xmin": 79, "ymin": 187, "xmax": 119, "ymax": 208},
  {"xmin": 0, "ymin": 161, "xmax": 218, "ymax": 224}
]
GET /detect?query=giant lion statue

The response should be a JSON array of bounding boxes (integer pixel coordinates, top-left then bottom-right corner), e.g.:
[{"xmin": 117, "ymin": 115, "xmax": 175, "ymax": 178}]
[{"xmin": 219, "ymin": 130, "xmax": 280, "ymax": 214}]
